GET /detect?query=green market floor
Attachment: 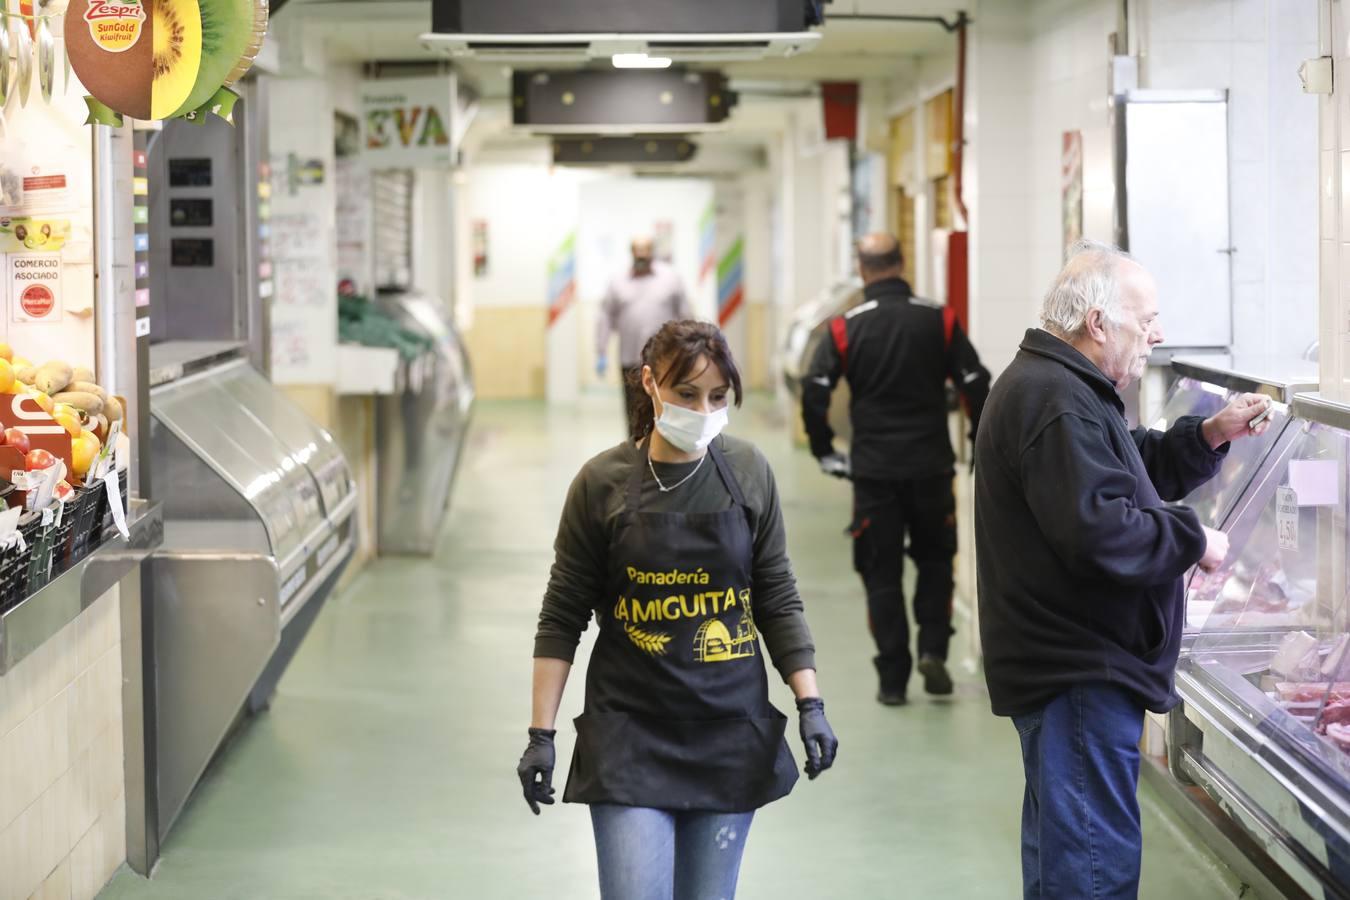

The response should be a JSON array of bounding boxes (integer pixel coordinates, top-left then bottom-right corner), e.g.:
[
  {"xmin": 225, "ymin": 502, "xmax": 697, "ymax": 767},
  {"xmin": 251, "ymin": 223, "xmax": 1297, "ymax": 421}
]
[{"xmin": 101, "ymin": 393, "xmax": 1252, "ymax": 899}]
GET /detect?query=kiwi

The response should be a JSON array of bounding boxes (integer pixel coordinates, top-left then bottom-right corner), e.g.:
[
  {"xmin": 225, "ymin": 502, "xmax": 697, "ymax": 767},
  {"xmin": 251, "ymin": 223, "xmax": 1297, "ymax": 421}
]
[
  {"xmin": 65, "ymin": 0, "xmax": 201, "ymax": 121},
  {"xmin": 172, "ymin": 0, "xmax": 268, "ymax": 117},
  {"xmin": 149, "ymin": 0, "xmax": 202, "ymax": 119}
]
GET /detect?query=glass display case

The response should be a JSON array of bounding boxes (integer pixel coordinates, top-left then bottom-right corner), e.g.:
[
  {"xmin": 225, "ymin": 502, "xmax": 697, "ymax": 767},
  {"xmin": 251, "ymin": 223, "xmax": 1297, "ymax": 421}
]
[
  {"xmin": 1161, "ymin": 356, "xmax": 1317, "ymax": 528},
  {"xmin": 1171, "ymin": 392, "xmax": 1350, "ymax": 898},
  {"xmin": 1158, "ymin": 356, "xmax": 1318, "ymax": 629}
]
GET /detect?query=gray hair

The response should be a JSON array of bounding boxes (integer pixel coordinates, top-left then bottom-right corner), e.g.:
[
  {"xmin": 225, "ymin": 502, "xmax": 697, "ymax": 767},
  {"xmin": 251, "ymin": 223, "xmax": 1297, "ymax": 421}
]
[{"xmin": 1039, "ymin": 239, "xmax": 1133, "ymax": 337}]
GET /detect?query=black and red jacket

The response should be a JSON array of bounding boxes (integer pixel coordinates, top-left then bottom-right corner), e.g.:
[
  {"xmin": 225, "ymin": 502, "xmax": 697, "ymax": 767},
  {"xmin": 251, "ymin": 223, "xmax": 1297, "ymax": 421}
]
[{"xmin": 801, "ymin": 277, "xmax": 991, "ymax": 481}]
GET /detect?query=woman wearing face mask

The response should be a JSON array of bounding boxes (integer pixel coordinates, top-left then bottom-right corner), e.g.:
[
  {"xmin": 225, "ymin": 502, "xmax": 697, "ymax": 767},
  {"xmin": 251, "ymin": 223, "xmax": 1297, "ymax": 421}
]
[{"xmin": 517, "ymin": 320, "xmax": 838, "ymax": 900}]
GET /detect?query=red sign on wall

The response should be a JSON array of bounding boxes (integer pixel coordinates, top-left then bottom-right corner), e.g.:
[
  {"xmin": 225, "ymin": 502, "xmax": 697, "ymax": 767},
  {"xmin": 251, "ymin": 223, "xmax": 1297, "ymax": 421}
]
[{"xmin": 19, "ymin": 284, "xmax": 55, "ymax": 318}]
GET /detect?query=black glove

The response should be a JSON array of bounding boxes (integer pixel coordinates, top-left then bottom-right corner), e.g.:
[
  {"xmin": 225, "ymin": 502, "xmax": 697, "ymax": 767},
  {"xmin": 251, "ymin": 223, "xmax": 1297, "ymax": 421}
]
[
  {"xmin": 517, "ymin": 727, "xmax": 557, "ymax": 815},
  {"xmin": 796, "ymin": 697, "xmax": 838, "ymax": 780},
  {"xmin": 818, "ymin": 452, "xmax": 851, "ymax": 480}
]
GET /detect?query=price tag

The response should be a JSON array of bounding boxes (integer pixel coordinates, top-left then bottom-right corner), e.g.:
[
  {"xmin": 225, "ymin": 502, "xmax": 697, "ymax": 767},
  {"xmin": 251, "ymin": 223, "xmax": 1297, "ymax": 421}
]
[
  {"xmin": 1277, "ymin": 486, "xmax": 1299, "ymax": 551},
  {"xmin": 104, "ymin": 469, "xmax": 130, "ymax": 540}
]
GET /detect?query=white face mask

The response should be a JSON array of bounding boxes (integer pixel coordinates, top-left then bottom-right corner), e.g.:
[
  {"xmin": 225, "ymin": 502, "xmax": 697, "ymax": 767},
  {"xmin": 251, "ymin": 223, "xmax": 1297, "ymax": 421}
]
[{"xmin": 652, "ymin": 394, "xmax": 729, "ymax": 453}]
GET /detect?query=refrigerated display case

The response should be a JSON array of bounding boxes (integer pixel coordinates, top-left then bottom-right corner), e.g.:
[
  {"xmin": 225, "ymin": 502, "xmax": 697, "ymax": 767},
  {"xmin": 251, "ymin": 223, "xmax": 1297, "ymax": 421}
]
[
  {"xmin": 1160, "ymin": 356, "xmax": 1317, "ymax": 529},
  {"xmin": 1157, "ymin": 357, "xmax": 1318, "ymax": 631},
  {"xmin": 1170, "ymin": 392, "xmax": 1350, "ymax": 899},
  {"xmin": 375, "ymin": 288, "xmax": 474, "ymax": 555},
  {"xmin": 143, "ymin": 350, "xmax": 357, "ymax": 851}
]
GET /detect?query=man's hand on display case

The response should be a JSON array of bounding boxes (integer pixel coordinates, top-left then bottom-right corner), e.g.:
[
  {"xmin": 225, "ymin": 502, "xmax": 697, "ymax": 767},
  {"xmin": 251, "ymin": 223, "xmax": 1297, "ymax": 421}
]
[
  {"xmin": 1202, "ymin": 393, "xmax": 1274, "ymax": 449},
  {"xmin": 517, "ymin": 728, "xmax": 557, "ymax": 815},
  {"xmin": 796, "ymin": 697, "xmax": 839, "ymax": 779},
  {"xmin": 1199, "ymin": 526, "xmax": 1230, "ymax": 573}
]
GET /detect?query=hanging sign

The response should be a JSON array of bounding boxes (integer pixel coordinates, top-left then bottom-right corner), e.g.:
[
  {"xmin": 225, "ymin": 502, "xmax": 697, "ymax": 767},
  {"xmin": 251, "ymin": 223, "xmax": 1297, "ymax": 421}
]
[
  {"xmin": 360, "ymin": 77, "xmax": 455, "ymax": 167},
  {"xmin": 8, "ymin": 253, "xmax": 63, "ymax": 323}
]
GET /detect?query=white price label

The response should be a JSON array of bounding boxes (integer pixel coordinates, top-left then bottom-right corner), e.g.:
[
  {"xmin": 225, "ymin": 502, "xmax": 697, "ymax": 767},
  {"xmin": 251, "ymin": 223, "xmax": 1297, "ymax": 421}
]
[{"xmin": 1277, "ymin": 486, "xmax": 1299, "ymax": 551}]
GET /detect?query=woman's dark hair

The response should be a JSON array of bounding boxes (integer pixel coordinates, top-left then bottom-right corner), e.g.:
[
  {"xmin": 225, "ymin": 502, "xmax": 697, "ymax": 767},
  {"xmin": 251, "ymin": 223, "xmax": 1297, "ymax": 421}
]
[{"xmin": 627, "ymin": 320, "xmax": 744, "ymax": 442}]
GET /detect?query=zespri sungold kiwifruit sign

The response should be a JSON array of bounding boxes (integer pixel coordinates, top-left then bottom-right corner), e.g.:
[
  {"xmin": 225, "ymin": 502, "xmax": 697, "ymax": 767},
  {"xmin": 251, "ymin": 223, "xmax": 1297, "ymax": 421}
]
[{"xmin": 64, "ymin": 0, "xmax": 268, "ymax": 125}]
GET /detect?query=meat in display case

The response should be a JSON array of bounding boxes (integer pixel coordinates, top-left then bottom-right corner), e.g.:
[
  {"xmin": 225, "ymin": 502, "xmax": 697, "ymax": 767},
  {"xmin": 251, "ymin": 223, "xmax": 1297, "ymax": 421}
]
[{"xmin": 1170, "ymin": 392, "xmax": 1350, "ymax": 898}]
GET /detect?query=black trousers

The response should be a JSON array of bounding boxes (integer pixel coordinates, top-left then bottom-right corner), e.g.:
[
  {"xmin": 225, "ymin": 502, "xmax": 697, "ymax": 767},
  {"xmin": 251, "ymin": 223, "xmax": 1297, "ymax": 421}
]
[
  {"xmin": 850, "ymin": 473, "xmax": 957, "ymax": 691},
  {"xmin": 622, "ymin": 365, "xmax": 645, "ymax": 431}
]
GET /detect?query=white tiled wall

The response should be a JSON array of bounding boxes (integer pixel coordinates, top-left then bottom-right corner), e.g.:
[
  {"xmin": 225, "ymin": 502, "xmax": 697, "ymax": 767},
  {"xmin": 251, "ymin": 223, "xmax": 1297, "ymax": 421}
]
[
  {"xmin": 1322, "ymin": 0, "xmax": 1350, "ymax": 399},
  {"xmin": 0, "ymin": 589, "xmax": 126, "ymax": 900},
  {"xmin": 965, "ymin": 0, "xmax": 1320, "ymax": 377}
]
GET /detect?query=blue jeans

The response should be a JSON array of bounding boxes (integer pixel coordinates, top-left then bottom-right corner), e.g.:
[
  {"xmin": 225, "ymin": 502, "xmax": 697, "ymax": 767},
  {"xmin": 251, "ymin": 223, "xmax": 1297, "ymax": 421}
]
[
  {"xmin": 590, "ymin": 805, "xmax": 755, "ymax": 900},
  {"xmin": 1011, "ymin": 682, "xmax": 1145, "ymax": 900}
]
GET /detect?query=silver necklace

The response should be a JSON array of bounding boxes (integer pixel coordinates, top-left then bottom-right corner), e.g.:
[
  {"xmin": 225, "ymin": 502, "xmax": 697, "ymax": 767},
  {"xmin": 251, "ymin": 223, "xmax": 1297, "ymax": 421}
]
[{"xmin": 648, "ymin": 451, "xmax": 706, "ymax": 493}]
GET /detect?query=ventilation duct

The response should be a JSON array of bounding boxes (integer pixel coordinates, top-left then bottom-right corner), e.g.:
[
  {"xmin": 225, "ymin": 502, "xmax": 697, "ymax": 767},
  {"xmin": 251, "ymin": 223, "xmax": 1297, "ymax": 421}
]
[{"xmin": 423, "ymin": 0, "xmax": 826, "ymax": 62}]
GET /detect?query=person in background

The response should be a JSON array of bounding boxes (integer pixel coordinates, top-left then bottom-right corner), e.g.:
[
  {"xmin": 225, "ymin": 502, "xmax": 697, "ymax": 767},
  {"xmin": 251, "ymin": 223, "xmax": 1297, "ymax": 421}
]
[
  {"xmin": 974, "ymin": 239, "xmax": 1272, "ymax": 899},
  {"xmin": 519, "ymin": 320, "xmax": 838, "ymax": 900},
  {"xmin": 596, "ymin": 236, "xmax": 693, "ymax": 424},
  {"xmin": 801, "ymin": 232, "xmax": 990, "ymax": 706}
]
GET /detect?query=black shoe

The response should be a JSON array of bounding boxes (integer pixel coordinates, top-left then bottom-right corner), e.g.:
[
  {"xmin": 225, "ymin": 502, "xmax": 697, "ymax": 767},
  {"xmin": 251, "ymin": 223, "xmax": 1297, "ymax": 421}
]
[
  {"xmin": 918, "ymin": 655, "xmax": 954, "ymax": 696},
  {"xmin": 876, "ymin": 688, "xmax": 907, "ymax": 706}
]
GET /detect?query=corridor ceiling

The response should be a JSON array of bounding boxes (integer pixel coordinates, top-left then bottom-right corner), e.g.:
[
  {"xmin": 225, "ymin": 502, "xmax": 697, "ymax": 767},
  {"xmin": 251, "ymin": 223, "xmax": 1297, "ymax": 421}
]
[{"xmin": 287, "ymin": 0, "xmax": 967, "ymax": 94}]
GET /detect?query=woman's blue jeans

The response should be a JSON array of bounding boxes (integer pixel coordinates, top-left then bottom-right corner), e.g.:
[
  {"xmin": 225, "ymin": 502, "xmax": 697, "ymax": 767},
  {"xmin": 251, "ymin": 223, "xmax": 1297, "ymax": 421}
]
[
  {"xmin": 590, "ymin": 804, "xmax": 755, "ymax": 900},
  {"xmin": 1011, "ymin": 682, "xmax": 1146, "ymax": 900}
]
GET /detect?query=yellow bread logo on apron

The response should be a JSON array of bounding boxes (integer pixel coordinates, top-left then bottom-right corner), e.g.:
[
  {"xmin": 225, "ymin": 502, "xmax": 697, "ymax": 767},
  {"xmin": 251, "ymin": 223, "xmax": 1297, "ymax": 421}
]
[{"xmin": 615, "ymin": 577, "xmax": 756, "ymax": 662}]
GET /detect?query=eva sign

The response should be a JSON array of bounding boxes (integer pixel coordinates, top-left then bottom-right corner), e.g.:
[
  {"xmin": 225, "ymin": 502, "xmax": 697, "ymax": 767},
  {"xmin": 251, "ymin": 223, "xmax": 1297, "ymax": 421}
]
[
  {"xmin": 360, "ymin": 77, "xmax": 454, "ymax": 167},
  {"xmin": 8, "ymin": 254, "xmax": 63, "ymax": 323}
]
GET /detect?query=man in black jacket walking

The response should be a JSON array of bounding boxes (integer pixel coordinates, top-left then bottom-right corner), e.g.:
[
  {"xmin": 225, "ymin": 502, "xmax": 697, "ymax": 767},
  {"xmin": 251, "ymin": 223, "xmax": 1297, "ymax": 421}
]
[
  {"xmin": 803, "ymin": 233, "xmax": 990, "ymax": 705},
  {"xmin": 975, "ymin": 240, "xmax": 1271, "ymax": 899}
]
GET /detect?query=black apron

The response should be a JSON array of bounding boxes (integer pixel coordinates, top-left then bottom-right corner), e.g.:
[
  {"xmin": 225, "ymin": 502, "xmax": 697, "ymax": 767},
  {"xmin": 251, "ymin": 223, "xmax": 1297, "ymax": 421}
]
[{"xmin": 564, "ymin": 441, "xmax": 799, "ymax": 812}]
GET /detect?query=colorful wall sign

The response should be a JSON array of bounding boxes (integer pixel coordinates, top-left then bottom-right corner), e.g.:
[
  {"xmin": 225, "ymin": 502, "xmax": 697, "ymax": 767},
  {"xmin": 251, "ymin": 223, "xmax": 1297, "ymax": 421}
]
[
  {"xmin": 546, "ymin": 233, "xmax": 576, "ymax": 328},
  {"xmin": 359, "ymin": 77, "xmax": 455, "ymax": 167}
]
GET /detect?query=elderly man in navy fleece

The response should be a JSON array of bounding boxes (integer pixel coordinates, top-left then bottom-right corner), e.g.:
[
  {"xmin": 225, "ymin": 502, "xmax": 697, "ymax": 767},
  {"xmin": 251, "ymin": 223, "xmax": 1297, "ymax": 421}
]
[{"xmin": 974, "ymin": 240, "xmax": 1272, "ymax": 899}]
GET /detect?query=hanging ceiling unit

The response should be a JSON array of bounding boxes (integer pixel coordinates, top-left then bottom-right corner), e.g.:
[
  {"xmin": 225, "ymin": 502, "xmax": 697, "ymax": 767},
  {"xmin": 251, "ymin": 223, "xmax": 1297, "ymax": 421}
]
[
  {"xmin": 513, "ymin": 70, "xmax": 736, "ymax": 135},
  {"xmin": 422, "ymin": 0, "xmax": 827, "ymax": 62},
  {"xmin": 553, "ymin": 136, "xmax": 698, "ymax": 165}
]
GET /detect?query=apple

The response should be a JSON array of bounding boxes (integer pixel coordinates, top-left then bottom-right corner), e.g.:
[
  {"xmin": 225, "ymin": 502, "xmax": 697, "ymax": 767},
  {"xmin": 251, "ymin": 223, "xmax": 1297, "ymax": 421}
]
[
  {"xmin": 53, "ymin": 481, "xmax": 72, "ymax": 502},
  {"xmin": 2, "ymin": 428, "xmax": 29, "ymax": 455},
  {"xmin": 24, "ymin": 449, "xmax": 55, "ymax": 471}
]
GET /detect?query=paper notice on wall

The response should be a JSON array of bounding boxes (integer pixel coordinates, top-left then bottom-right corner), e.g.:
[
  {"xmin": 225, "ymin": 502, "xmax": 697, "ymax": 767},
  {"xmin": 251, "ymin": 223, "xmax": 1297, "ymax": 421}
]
[
  {"xmin": 1277, "ymin": 486, "xmax": 1299, "ymax": 551},
  {"xmin": 8, "ymin": 253, "xmax": 63, "ymax": 323}
]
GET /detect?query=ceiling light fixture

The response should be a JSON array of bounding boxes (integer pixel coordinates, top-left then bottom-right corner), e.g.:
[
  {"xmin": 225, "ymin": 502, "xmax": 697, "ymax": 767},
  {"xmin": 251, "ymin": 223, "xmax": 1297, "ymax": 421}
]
[{"xmin": 612, "ymin": 53, "xmax": 673, "ymax": 69}]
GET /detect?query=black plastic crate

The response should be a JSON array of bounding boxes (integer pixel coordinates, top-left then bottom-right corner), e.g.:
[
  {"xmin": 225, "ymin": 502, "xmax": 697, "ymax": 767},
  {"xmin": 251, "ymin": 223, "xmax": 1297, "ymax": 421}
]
[
  {"xmin": 0, "ymin": 511, "xmax": 35, "ymax": 614},
  {"xmin": 22, "ymin": 509, "xmax": 55, "ymax": 597},
  {"xmin": 65, "ymin": 484, "xmax": 106, "ymax": 566}
]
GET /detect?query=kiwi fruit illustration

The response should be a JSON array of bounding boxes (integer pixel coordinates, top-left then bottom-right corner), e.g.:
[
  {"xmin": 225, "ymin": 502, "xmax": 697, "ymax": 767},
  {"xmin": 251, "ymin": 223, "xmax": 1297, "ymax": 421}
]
[
  {"xmin": 66, "ymin": 0, "xmax": 202, "ymax": 121},
  {"xmin": 172, "ymin": 0, "xmax": 267, "ymax": 117}
]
